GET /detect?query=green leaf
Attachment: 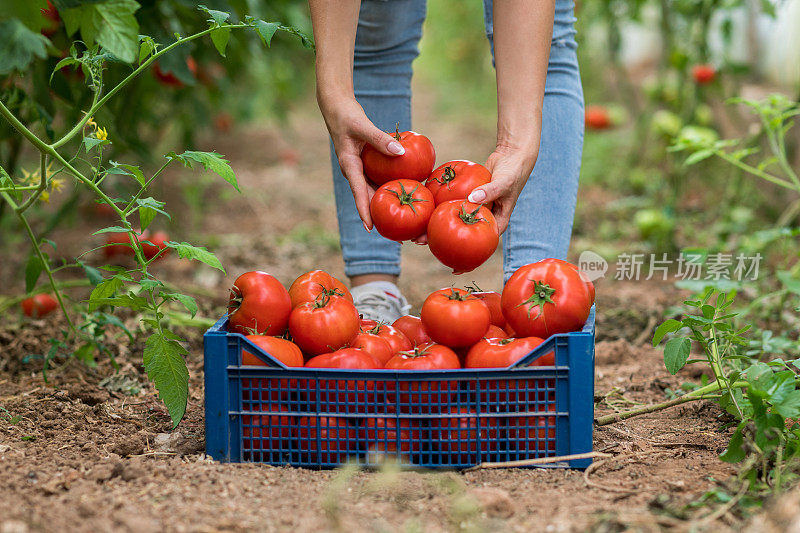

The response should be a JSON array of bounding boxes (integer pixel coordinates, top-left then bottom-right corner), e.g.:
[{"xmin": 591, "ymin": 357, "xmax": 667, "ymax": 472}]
[
  {"xmin": 78, "ymin": 261, "xmax": 103, "ymax": 286},
  {"xmin": 165, "ymin": 242, "xmax": 225, "ymax": 272},
  {"xmin": 684, "ymin": 149, "xmax": 714, "ymax": 166},
  {"xmin": 88, "ymin": 277, "xmax": 123, "ymax": 312},
  {"xmin": 143, "ymin": 333, "xmax": 189, "ymax": 428},
  {"xmin": 774, "ymin": 390, "xmax": 800, "ymax": 419},
  {"xmin": 210, "ymin": 26, "xmax": 230, "ymax": 57},
  {"xmin": 198, "ymin": 5, "xmax": 230, "ymax": 26},
  {"xmin": 778, "ymin": 271, "xmax": 800, "ymax": 296},
  {"xmin": 93, "ymin": 226, "xmax": 131, "ymax": 235},
  {"xmin": 0, "ymin": 19, "xmax": 49, "ymax": 75},
  {"xmin": 652, "ymin": 319, "xmax": 682, "ymax": 346},
  {"xmin": 167, "ymin": 151, "xmax": 239, "ymax": 192},
  {"xmin": 664, "ymin": 337, "xmax": 691, "ymax": 375},
  {"xmin": 3, "ymin": 0, "xmax": 49, "ymax": 30},
  {"xmin": 61, "ymin": 0, "xmax": 140, "ymax": 63},
  {"xmin": 138, "ymin": 35, "xmax": 155, "ymax": 64},
  {"xmin": 74, "ymin": 343, "xmax": 97, "ymax": 367},
  {"xmin": 254, "ymin": 20, "xmax": 279, "ymax": 47},
  {"xmin": 24, "ymin": 254, "xmax": 43, "ymax": 294},
  {"xmin": 108, "ymin": 162, "xmax": 145, "ymax": 186},
  {"xmin": 83, "ymin": 136, "xmax": 110, "ymax": 152},
  {"xmin": 719, "ymin": 424, "xmax": 745, "ymax": 463},
  {"xmin": 135, "ymin": 197, "xmax": 169, "ymax": 230},
  {"xmin": 172, "ymin": 293, "xmax": 197, "ymax": 318}
]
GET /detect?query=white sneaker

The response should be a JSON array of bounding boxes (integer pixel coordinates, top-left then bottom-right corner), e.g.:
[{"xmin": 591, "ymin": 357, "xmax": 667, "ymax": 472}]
[{"xmin": 350, "ymin": 282, "xmax": 411, "ymax": 323}]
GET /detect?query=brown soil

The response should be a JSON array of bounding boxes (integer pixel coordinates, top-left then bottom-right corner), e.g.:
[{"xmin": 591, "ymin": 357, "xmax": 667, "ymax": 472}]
[{"xmin": 0, "ymin": 90, "xmax": 772, "ymax": 532}]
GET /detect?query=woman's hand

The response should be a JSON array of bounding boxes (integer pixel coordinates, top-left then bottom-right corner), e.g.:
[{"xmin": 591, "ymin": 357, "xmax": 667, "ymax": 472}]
[
  {"xmin": 467, "ymin": 137, "xmax": 540, "ymax": 235},
  {"xmin": 318, "ymin": 94, "xmax": 405, "ymax": 230}
]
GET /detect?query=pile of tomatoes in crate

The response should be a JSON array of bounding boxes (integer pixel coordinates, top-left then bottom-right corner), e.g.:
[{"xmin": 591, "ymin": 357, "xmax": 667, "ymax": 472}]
[
  {"xmin": 361, "ymin": 128, "xmax": 499, "ymax": 273},
  {"xmin": 227, "ymin": 259, "xmax": 594, "ymax": 463}
]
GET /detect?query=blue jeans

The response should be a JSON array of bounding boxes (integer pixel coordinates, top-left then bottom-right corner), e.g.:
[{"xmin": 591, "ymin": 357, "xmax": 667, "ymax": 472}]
[{"xmin": 330, "ymin": 0, "xmax": 583, "ymax": 282}]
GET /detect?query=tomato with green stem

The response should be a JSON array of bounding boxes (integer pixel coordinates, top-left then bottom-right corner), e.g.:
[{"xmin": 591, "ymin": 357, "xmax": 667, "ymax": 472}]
[
  {"xmin": 361, "ymin": 125, "xmax": 435, "ymax": 186},
  {"xmin": 288, "ymin": 270, "xmax": 352, "ymax": 309},
  {"xmin": 370, "ymin": 179, "xmax": 435, "ymax": 241},
  {"xmin": 425, "ymin": 160, "xmax": 492, "ymax": 208},
  {"xmin": 427, "ymin": 200, "xmax": 499, "ymax": 273},
  {"xmin": 289, "ymin": 294, "xmax": 360, "ymax": 355},
  {"xmin": 228, "ymin": 271, "xmax": 292, "ymax": 336},
  {"xmin": 540, "ymin": 258, "xmax": 595, "ymax": 304},
  {"xmin": 421, "ymin": 288, "xmax": 491, "ymax": 348},
  {"xmin": 21, "ymin": 294, "xmax": 58, "ymax": 318},
  {"xmin": 501, "ymin": 260, "xmax": 593, "ymax": 338}
]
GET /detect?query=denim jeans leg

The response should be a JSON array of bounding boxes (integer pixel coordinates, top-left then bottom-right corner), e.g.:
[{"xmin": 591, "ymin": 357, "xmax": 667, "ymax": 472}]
[
  {"xmin": 330, "ymin": 0, "xmax": 428, "ymax": 279},
  {"xmin": 482, "ymin": 0, "xmax": 585, "ymax": 282}
]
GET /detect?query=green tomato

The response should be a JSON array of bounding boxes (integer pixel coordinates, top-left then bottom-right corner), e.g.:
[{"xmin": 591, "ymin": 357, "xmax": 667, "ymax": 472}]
[
  {"xmin": 651, "ymin": 110, "xmax": 683, "ymax": 139},
  {"xmin": 677, "ymin": 125, "xmax": 719, "ymax": 150}
]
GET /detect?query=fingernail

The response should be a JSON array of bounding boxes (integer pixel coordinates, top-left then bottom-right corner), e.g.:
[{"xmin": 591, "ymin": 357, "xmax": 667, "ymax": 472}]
[
  {"xmin": 387, "ymin": 141, "xmax": 405, "ymax": 155},
  {"xmin": 363, "ymin": 221, "xmax": 372, "ymax": 233},
  {"xmin": 468, "ymin": 189, "xmax": 486, "ymax": 203}
]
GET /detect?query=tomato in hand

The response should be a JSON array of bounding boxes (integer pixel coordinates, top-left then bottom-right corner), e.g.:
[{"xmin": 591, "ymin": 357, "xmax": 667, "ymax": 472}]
[
  {"xmin": 392, "ymin": 315, "xmax": 432, "ymax": 346},
  {"xmin": 361, "ymin": 126, "xmax": 435, "ymax": 186},
  {"xmin": 228, "ymin": 271, "xmax": 292, "ymax": 336},
  {"xmin": 370, "ymin": 179, "xmax": 435, "ymax": 241},
  {"xmin": 421, "ymin": 288, "xmax": 491, "ymax": 348},
  {"xmin": 350, "ymin": 332, "xmax": 394, "ymax": 365},
  {"xmin": 21, "ymin": 294, "xmax": 58, "ymax": 318},
  {"xmin": 289, "ymin": 294, "xmax": 360, "ymax": 355},
  {"xmin": 384, "ymin": 343, "xmax": 461, "ymax": 413},
  {"xmin": 304, "ymin": 348, "xmax": 382, "ymax": 412},
  {"xmin": 427, "ymin": 200, "xmax": 499, "ymax": 273},
  {"xmin": 425, "ymin": 160, "xmax": 492, "ymax": 208},
  {"xmin": 360, "ymin": 417, "xmax": 422, "ymax": 462},
  {"xmin": 501, "ymin": 260, "xmax": 593, "ymax": 337},
  {"xmin": 296, "ymin": 416, "xmax": 359, "ymax": 463},
  {"xmin": 427, "ymin": 408, "xmax": 499, "ymax": 465},
  {"xmin": 142, "ymin": 231, "xmax": 170, "ymax": 260},
  {"xmin": 288, "ymin": 270, "xmax": 352, "ymax": 308}
]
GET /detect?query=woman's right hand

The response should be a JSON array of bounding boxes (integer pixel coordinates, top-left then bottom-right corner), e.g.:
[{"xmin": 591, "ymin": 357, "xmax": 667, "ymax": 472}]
[{"xmin": 318, "ymin": 94, "xmax": 406, "ymax": 230}]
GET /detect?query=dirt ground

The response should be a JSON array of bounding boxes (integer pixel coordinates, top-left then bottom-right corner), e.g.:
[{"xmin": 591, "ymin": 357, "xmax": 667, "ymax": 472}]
[{"xmin": 0, "ymin": 90, "xmax": 776, "ymax": 532}]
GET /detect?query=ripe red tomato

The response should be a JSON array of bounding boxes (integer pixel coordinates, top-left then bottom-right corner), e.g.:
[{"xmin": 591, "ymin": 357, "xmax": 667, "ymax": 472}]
[
  {"xmin": 427, "ymin": 200, "xmax": 499, "ymax": 273},
  {"xmin": 242, "ymin": 405, "xmax": 293, "ymax": 459},
  {"xmin": 289, "ymin": 295, "xmax": 360, "ymax": 355},
  {"xmin": 392, "ymin": 315, "xmax": 432, "ymax": 346},
  {"xmin": 427, "ymin": 408, "xmax": 499, "ymax": 465},
  {"xmin": 541, "ymin": 258, "xmax": 595, "ymax": 304},
  {"xmin": 228, "ymin": 271, "xmax": 292, "ymax": 336},
  {"xmin": 484, "ymin": 324, "xmax": 508, "ymax": 339},
  {"xmin": 288, "ymin": 270, "xmax": 352, "ymax": 309},
  {"xmin": 691, "ymin": 64, "xmax": 716, "ymax": 85},
  {"xmin": 142, "ymin": 231, "xmax": 170, "ymax": 260},
  {"xmin": 296, "ymin": 416, "xmax": 359, "ymax": 464},
  {"xmin": 425, "ymin": 160, "xmax": 492, "ymax": 208},
  {"xmin": 21, "ymin": 294, "xmax": 58, "ymax": 318},
  {"xmin": 384, "ymin": 343, "xmax": 461, "ymax": 413},
  {"xmin": 464, "ymin": 337, "xmax": 546, "ymax": 368},
  {"xmin": 360, "ymin": 417, "xmax": 422, "ymax": 462},
  {"xmin": 350, "ymin": 332, "xmax": 393, "ymax": 365},
  {"xmin": 241, "ymin": 335, "xmax": 304, "ymax": 407},
  {"xmin": 370, "ymin": 179, "xmax": 435, "ymax": 241},
  {"xmin": 361, "ymin": 128, "xmax": 435, "ymax": 186},
  {"xmin": 421, "ymin": 288, "xmax": 491, "ymax": 348},
  {"xmin": 584, "ymin": 105, "xmax": 611, "ymax": 130},
  {"xmin": 501, "ymin": 260, "xmax": 593, "ymax": 338},
  {"xmin": 363, "ymin": 323, "xmax": 412, "ymax": 354},
  {"xmin": 506, "ymin": 414, "xmax": 556, "ymax": 453},
  {"xmin": 304, "ymin": 348, "xmax": 382, "ymax": 412},
  {"xmin": 467, "ymin": 289, "xmax": 505, "ymax": 329},
  {"xmin": 360, "ymin": 318, "xmax": 379, "ymax": 330},
  {"xmin": 152, "ymin": 56, "xmax": 197, "ymax": 88},
  {"xmin": 40, "ymin": 1, "xmax": 60, "ymax": 37}
]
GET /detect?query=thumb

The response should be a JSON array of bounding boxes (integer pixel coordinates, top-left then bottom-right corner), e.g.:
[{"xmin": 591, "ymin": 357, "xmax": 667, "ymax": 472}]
[
  {"xmin": 358, "ymin": 123, "xmax": 406, "ymax": 157},
  {"xmin": 467, "ymin": 180, "xmax": 505, "ymax": 205}
]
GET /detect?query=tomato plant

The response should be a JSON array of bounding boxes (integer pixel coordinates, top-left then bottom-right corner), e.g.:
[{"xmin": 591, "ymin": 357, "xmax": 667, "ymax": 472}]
[
  {"xmin": 425, "ymin": 160, "xmax": 492, "ymax": 207},
  {"xmin": 289, "ymin": 295, "xmax": 360, "ymax": 355},
  {"xmin": 287, "ymin": 269, "xmax": 352, "ymax": 309},
  {"xmin": 370, "ymin": 179, "xmax": 434, "ymax": 241},
  {"xmin": 0, "ymin": 4, "xmax": 312, "ymax": 427},
  {"xmin": 426, "ymin": 200, "xmax": 499, "ymax": 273},
  {"xmin": 360, "ymin": 126, "xmax": 435, "ymax": 185},
  {"xmin": 501, "ymin": 260, "xmax": 593, "ymax": 338},
  {"xmin": 421, "ymin": 288, "xmax": 491, "ymax": 348},
  {"xmin": 228, "ymin": 271, "xmax": 292, "ymax": 336}
]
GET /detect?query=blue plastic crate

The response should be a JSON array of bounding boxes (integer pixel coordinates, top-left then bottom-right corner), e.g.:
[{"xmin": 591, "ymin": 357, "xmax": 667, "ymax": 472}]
[{"xmin": 204, "ymin": 308, "xmax": 595, "ymax": 469}]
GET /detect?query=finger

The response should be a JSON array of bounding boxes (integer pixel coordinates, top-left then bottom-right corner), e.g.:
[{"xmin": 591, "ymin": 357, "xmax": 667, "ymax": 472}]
[
  {"xmin": 412, "ymin": 233, "xmax": 428, "ymax": 245},
  {"xmin": 339, "ymin": 154, "xmax": 374, "ymax": 229},
  {"xmin": 467, "ymin": 178, "xmax": 509, "ymax": 205},
  {"xmin": 491, "ymin": 200, "xmax": 513, "ymax": 235},
  {"xmin": 357, "ymin": 122, "xmax": 406, "ymax": 156}
]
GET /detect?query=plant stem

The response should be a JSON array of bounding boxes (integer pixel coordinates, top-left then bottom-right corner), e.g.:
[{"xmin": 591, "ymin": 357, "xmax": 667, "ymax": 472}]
[
  {"xmin": 594, "ymin": 380, "xmax": 748, "ymax": 426},
  {"xmin": 16, "ymin": 153, "xmax": 48, "ymax": 212},
  {"xmin": 123, "ymin": 159, "xmax": 172, "ymax": 214},
  {"xmin": 715, "ymin": 151, "xmax": 796, "ymax": 191}
]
